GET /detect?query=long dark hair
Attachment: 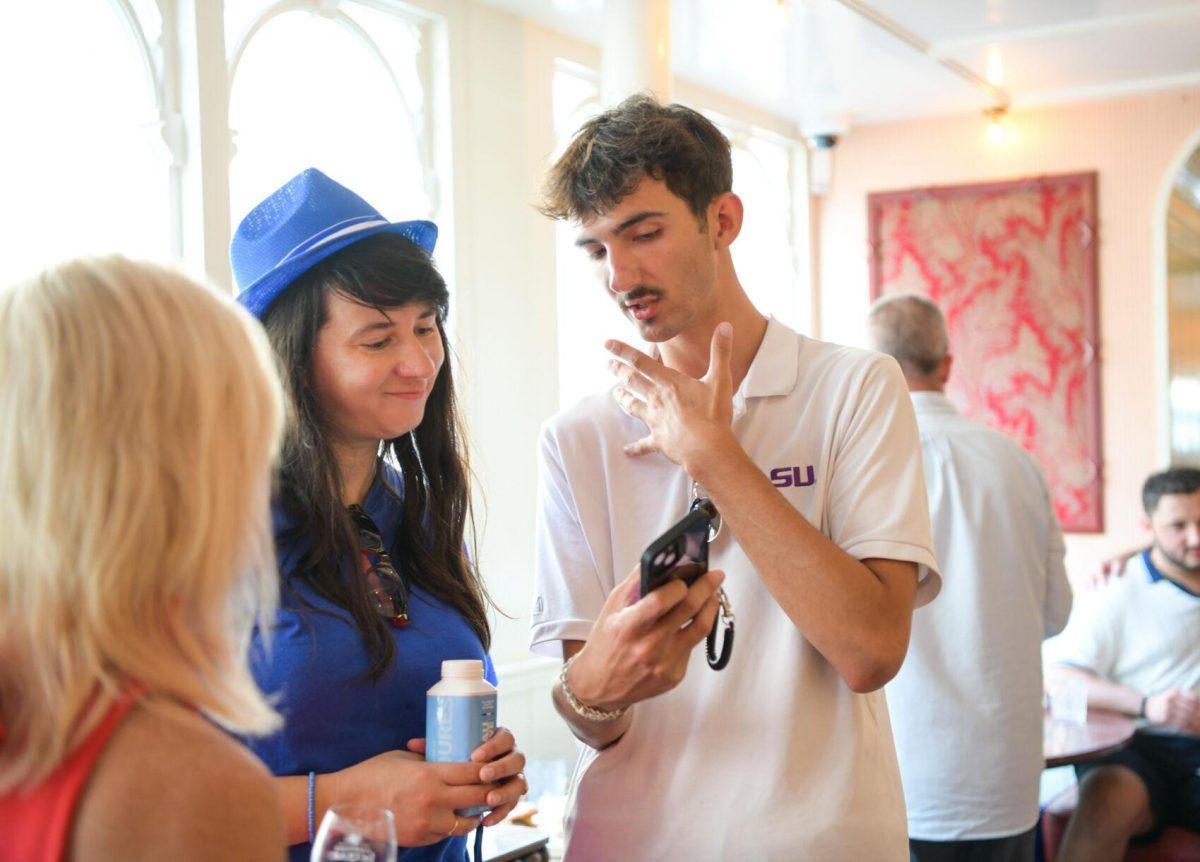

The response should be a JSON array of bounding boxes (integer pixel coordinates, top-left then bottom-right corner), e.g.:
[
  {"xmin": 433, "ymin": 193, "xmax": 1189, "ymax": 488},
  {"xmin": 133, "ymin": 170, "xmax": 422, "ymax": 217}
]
[{"xmin": 262, "ymin": 232, "xmax": 490, "ymax": 681}]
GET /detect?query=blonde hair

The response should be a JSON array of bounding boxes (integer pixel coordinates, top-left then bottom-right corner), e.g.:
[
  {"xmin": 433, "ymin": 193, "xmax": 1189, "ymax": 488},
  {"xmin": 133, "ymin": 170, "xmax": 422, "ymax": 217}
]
[{"xmin": 0, "ymin": 256, "xmax": 284, "ymax": 792}]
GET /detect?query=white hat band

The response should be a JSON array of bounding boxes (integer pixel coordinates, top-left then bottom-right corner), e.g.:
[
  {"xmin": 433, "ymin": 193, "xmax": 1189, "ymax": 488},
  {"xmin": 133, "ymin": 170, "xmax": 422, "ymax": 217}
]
[{"xmin": 278, "ymin": 217, "xmax": 391, "ymax": 265}]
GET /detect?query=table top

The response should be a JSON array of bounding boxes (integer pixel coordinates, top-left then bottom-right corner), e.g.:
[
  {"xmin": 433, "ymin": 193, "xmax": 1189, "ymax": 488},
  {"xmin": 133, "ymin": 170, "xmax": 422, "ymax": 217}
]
[
  {"xmin": 469, "ymin": 824, "xmax": 550, "ymax": 862},
  {"xmin": 1044, "ymin": 709, "xmax": 1136, "ymax": 768}
]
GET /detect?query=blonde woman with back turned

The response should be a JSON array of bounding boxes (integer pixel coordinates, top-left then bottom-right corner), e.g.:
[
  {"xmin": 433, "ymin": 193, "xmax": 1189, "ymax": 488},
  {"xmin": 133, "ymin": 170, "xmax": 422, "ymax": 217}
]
[{"xmin": 0, "ymin": 257, "xmax": 287, "ymax": 861}]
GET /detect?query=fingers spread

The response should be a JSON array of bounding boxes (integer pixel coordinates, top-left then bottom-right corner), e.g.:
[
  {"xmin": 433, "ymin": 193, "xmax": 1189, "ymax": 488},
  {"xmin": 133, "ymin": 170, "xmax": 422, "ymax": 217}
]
[
  {"xmin": 605, "ymin": 339, "xmax": 662, "ymax": 380},
  {"xmin": 607, "ymin": 358, "xmax": 652, "ymax": 398},
  {"xmin": 612, "ymin": 386, "xmax": 648, "ymax": 422}
]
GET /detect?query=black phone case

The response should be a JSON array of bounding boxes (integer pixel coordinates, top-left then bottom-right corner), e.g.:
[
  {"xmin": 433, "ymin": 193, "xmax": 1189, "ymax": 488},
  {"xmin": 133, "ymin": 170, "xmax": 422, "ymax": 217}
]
[{"xmin": 640, "ymin": 508, "xmax": 711, "ymax": 596}]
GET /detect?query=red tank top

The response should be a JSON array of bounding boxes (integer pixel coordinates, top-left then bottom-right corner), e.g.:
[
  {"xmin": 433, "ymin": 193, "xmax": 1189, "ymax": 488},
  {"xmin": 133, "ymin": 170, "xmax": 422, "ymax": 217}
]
[{"xmin": 0, "ymin": 691, "xmax": 139, "ymax": 862}]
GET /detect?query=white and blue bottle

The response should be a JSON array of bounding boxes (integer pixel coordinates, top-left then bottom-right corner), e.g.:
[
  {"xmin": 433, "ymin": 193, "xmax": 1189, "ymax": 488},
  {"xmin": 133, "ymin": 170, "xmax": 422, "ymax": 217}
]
[{"xmin": 425, "ymin": 659, "xmax": 497, "ymax": 817}]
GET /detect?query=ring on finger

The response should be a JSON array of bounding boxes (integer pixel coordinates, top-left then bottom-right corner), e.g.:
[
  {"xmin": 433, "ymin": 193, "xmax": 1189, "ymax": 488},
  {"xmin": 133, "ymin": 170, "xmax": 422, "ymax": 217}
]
[{"xmin": 446, "ymin": 815, "xmax": 461, "ymax": 837}]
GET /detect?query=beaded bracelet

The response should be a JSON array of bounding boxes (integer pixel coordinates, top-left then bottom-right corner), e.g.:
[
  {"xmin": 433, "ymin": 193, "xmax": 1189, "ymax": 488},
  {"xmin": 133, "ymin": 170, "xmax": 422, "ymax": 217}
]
[{"xmin": 307, "ymin": 771, "xmax": 316, "ymax": 843}]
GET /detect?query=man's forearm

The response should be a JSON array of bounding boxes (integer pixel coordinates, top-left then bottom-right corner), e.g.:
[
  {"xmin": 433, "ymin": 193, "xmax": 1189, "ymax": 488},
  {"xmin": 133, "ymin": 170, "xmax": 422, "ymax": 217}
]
[
  {"xmin": 689, "ymin": 441, "xmax": 916, "ymax": 692},
  {"xmin": 1051, "ymin": 665, "xmax": 1143, "ymax": 716}
]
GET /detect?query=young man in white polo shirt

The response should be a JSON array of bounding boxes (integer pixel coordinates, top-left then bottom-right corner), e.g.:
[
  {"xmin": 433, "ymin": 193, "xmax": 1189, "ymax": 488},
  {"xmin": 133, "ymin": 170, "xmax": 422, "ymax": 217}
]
[
  {"xmin": 530, "ymin": 94, "xmax": 940, "ymax": 860},
  {"xmin": 1050, "ymin": 468, "xmax": 1200, "ymax": 862}
]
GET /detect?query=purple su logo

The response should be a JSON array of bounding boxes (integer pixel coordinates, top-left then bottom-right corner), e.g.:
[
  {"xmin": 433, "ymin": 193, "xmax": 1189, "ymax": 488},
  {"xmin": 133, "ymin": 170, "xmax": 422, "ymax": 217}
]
[{"xmin": 769, "ymin": 465, "xmax": 816, "ymax": 488}]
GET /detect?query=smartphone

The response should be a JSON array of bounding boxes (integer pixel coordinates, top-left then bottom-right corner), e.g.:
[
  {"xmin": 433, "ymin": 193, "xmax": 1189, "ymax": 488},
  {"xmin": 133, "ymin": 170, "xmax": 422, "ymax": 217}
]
[{"xmin": 640, "ymin": 508, "xmax": 711, "ymax": 597}]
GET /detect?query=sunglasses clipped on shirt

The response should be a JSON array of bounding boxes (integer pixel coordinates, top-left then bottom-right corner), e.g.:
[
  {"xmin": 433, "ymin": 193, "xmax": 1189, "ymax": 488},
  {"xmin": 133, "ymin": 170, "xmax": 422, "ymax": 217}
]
[{"xmin": 347, "ymin": 504, "xmax": 411, "ymax": 628}]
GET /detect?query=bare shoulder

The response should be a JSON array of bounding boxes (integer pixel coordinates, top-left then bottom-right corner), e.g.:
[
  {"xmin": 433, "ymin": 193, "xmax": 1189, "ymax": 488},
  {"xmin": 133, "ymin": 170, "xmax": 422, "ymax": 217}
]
[{"xmin": 70, "ymin": 696, "xmax": 284, "ymax": 861}]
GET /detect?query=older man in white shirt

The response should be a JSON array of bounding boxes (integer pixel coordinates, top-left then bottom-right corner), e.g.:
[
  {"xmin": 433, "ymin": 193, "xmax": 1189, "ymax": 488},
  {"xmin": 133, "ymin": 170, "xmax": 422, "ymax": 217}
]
[{"xmin": 868, "ymin": 294, "xmax": 1074, "ymax": 862}]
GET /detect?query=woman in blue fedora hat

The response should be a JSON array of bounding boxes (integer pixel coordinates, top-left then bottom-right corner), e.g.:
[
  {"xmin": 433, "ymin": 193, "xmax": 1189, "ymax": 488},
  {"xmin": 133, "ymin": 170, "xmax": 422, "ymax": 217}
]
[{"xmin": 231, "ymin": 169, "xmax": 526, "ymax": 862}]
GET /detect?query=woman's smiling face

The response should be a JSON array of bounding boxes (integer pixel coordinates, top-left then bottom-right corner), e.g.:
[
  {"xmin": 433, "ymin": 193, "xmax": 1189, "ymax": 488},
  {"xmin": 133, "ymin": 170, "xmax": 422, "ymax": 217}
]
[{"xmin": 310, "ymin": 291, "xmax": 445, "ymax": 447}]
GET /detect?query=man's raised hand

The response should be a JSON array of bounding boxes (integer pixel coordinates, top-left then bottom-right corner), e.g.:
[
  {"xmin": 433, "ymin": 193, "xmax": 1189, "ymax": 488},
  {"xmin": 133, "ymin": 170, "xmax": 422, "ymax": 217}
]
[{"xmin": 607, "ymin": 322, "xmax": 735, "ymax": 469}]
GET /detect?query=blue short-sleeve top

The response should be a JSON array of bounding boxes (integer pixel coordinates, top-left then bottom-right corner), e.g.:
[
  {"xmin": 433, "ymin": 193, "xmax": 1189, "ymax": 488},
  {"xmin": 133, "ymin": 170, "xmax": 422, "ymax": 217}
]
[{"xmin": 246, "ymin": 467, "xmax": 495, "ymax": 862}]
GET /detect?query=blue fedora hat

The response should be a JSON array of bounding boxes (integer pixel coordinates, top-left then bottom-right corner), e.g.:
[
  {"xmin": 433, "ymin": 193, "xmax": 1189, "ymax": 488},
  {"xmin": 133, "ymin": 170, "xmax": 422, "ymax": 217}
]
[{"xmin": 231, "ymin": 168, "xmax": 437, "ymax": 319}]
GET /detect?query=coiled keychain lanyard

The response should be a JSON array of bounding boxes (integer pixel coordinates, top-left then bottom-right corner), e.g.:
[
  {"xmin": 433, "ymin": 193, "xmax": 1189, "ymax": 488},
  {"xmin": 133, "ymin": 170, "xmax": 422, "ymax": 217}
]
[{"xmin": 690, "ymin": 484, "xmax": 735, "ymax": 670}]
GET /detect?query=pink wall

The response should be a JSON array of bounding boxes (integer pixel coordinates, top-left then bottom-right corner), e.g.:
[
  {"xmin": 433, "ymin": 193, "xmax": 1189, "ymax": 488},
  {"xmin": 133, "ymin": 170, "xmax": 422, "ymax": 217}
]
[{"xmin": 819, "ymin": 88, "xmax": 1200, "ymax": 579}]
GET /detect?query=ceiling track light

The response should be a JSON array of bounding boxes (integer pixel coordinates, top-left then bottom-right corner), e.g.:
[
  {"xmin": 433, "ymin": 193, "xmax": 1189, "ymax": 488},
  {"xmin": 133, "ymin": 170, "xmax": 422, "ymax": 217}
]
[{"xmin": 830, "ymin": 0, "xmax": 1011, "ymax": 109}]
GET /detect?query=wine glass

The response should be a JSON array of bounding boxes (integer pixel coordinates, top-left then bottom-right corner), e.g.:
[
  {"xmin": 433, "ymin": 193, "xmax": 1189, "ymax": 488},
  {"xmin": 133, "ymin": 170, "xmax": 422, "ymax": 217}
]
[{"xmin": 311, "ymin": 804, "xmax": 397, "ymax": 862}]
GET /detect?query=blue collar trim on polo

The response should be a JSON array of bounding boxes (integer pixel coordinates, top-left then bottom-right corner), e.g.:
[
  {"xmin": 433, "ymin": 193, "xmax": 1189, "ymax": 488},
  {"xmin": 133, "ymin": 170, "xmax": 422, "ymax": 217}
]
[
  {"xmin": 230, "ymin": 168, "xmax": 437, "ymax": 320},
  {"xmin": 1146, "ymin": 549, "xmax": 1162, "ymax": 583},
  {"xmin": 1144, "ymin": 549, "xmax": 1200, "ymax": 598}
]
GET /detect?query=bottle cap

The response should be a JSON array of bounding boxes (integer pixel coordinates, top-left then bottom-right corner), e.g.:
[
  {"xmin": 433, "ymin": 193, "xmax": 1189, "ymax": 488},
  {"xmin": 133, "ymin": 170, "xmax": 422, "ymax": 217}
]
[{"xmin": 442, "ymin": 659, "xmax": 484, "ymax": 679}]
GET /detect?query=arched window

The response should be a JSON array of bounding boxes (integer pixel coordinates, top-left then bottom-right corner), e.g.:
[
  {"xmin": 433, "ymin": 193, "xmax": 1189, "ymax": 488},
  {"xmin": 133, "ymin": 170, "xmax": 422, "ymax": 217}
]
[
  {"xmin": 0, "ymin": 1, "xmax": 171, "ymax": 285},
  {"xmin": 1167, "ymin": 144, "xmax": 1200, "ymax": 464},
  {"xmin": 227, "ymin": 2, "xmax": 436, "ymax": 240}
]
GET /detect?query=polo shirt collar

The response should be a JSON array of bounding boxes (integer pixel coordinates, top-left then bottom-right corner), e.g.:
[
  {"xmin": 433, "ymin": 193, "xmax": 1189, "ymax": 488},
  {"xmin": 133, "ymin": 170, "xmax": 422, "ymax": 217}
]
[
  {"xmin": 647, "ymin": 316, "xmax": 799, "ymax": 419},
  {"xmin": 910, "ymin": 391, "xmax": 958, "ymax": 416},
  {"xmin": 1144, "ymin": 549, "xmax": 1200, "ymax": 599},
  {"xmin": 737, "ymin": 315, "xmax": 800, "ymax": 403}
]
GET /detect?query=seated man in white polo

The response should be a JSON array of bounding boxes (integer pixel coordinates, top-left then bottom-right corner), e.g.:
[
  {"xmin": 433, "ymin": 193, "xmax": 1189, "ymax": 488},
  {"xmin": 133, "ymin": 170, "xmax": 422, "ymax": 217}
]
[{"xmin": 1050, "ymin": 467, "xmax": 1200, "ymax": 862}]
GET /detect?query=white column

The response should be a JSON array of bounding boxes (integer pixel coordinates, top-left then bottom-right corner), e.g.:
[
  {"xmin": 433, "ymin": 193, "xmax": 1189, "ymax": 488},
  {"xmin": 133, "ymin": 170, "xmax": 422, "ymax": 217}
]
[
  {"xmin": 601, "ymin": 0, "xmax": 671, "ymax": 106},
  {"xmin": 171, "ymin": 0, "xmax": 234, "ymax": 290}
]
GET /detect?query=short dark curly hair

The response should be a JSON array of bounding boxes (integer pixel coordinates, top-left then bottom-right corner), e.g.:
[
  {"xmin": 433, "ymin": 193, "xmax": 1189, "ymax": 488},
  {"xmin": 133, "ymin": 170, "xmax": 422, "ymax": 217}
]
[
  {"xmin": 539, "ymin": 93, "xmax": 732, "ymax": 225},
  {"xmin": 1143, "ymin": 468, "xmax": 1200, "ymax": 515}
]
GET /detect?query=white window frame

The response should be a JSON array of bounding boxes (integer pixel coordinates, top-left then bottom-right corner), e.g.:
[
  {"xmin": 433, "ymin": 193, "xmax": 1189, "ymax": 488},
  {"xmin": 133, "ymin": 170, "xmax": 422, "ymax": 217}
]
[{"xmin": 91, "ymin": 1, "xmax": 446, "ymax": 292}]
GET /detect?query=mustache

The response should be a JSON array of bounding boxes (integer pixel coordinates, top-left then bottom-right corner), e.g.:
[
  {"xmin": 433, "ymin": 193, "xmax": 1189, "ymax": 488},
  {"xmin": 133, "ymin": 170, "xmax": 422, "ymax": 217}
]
[{"xmin": 619, "ymin": 287, "xmax": 662, "ymax": 305}]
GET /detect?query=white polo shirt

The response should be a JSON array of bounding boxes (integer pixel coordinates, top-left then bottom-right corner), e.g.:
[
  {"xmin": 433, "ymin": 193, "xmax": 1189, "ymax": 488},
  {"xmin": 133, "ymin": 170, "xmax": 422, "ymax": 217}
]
[
  {"xmin": 1051, "ymin": 550, "xmax": 1200, "ymax": 736},
  {"xmin": 886, "ymin": 392, "xmax": 1072, "ymax": 841},
  {"xmin": 531, "ymin": 318, "xmax": 940, "ymax": 861}
]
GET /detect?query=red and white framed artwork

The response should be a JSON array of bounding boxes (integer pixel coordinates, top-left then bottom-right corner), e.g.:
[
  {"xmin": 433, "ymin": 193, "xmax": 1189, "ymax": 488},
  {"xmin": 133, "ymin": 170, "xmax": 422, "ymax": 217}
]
[{"xmin": 868, "ymin": 172, "xmax": 1102, "ymax": 532}]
